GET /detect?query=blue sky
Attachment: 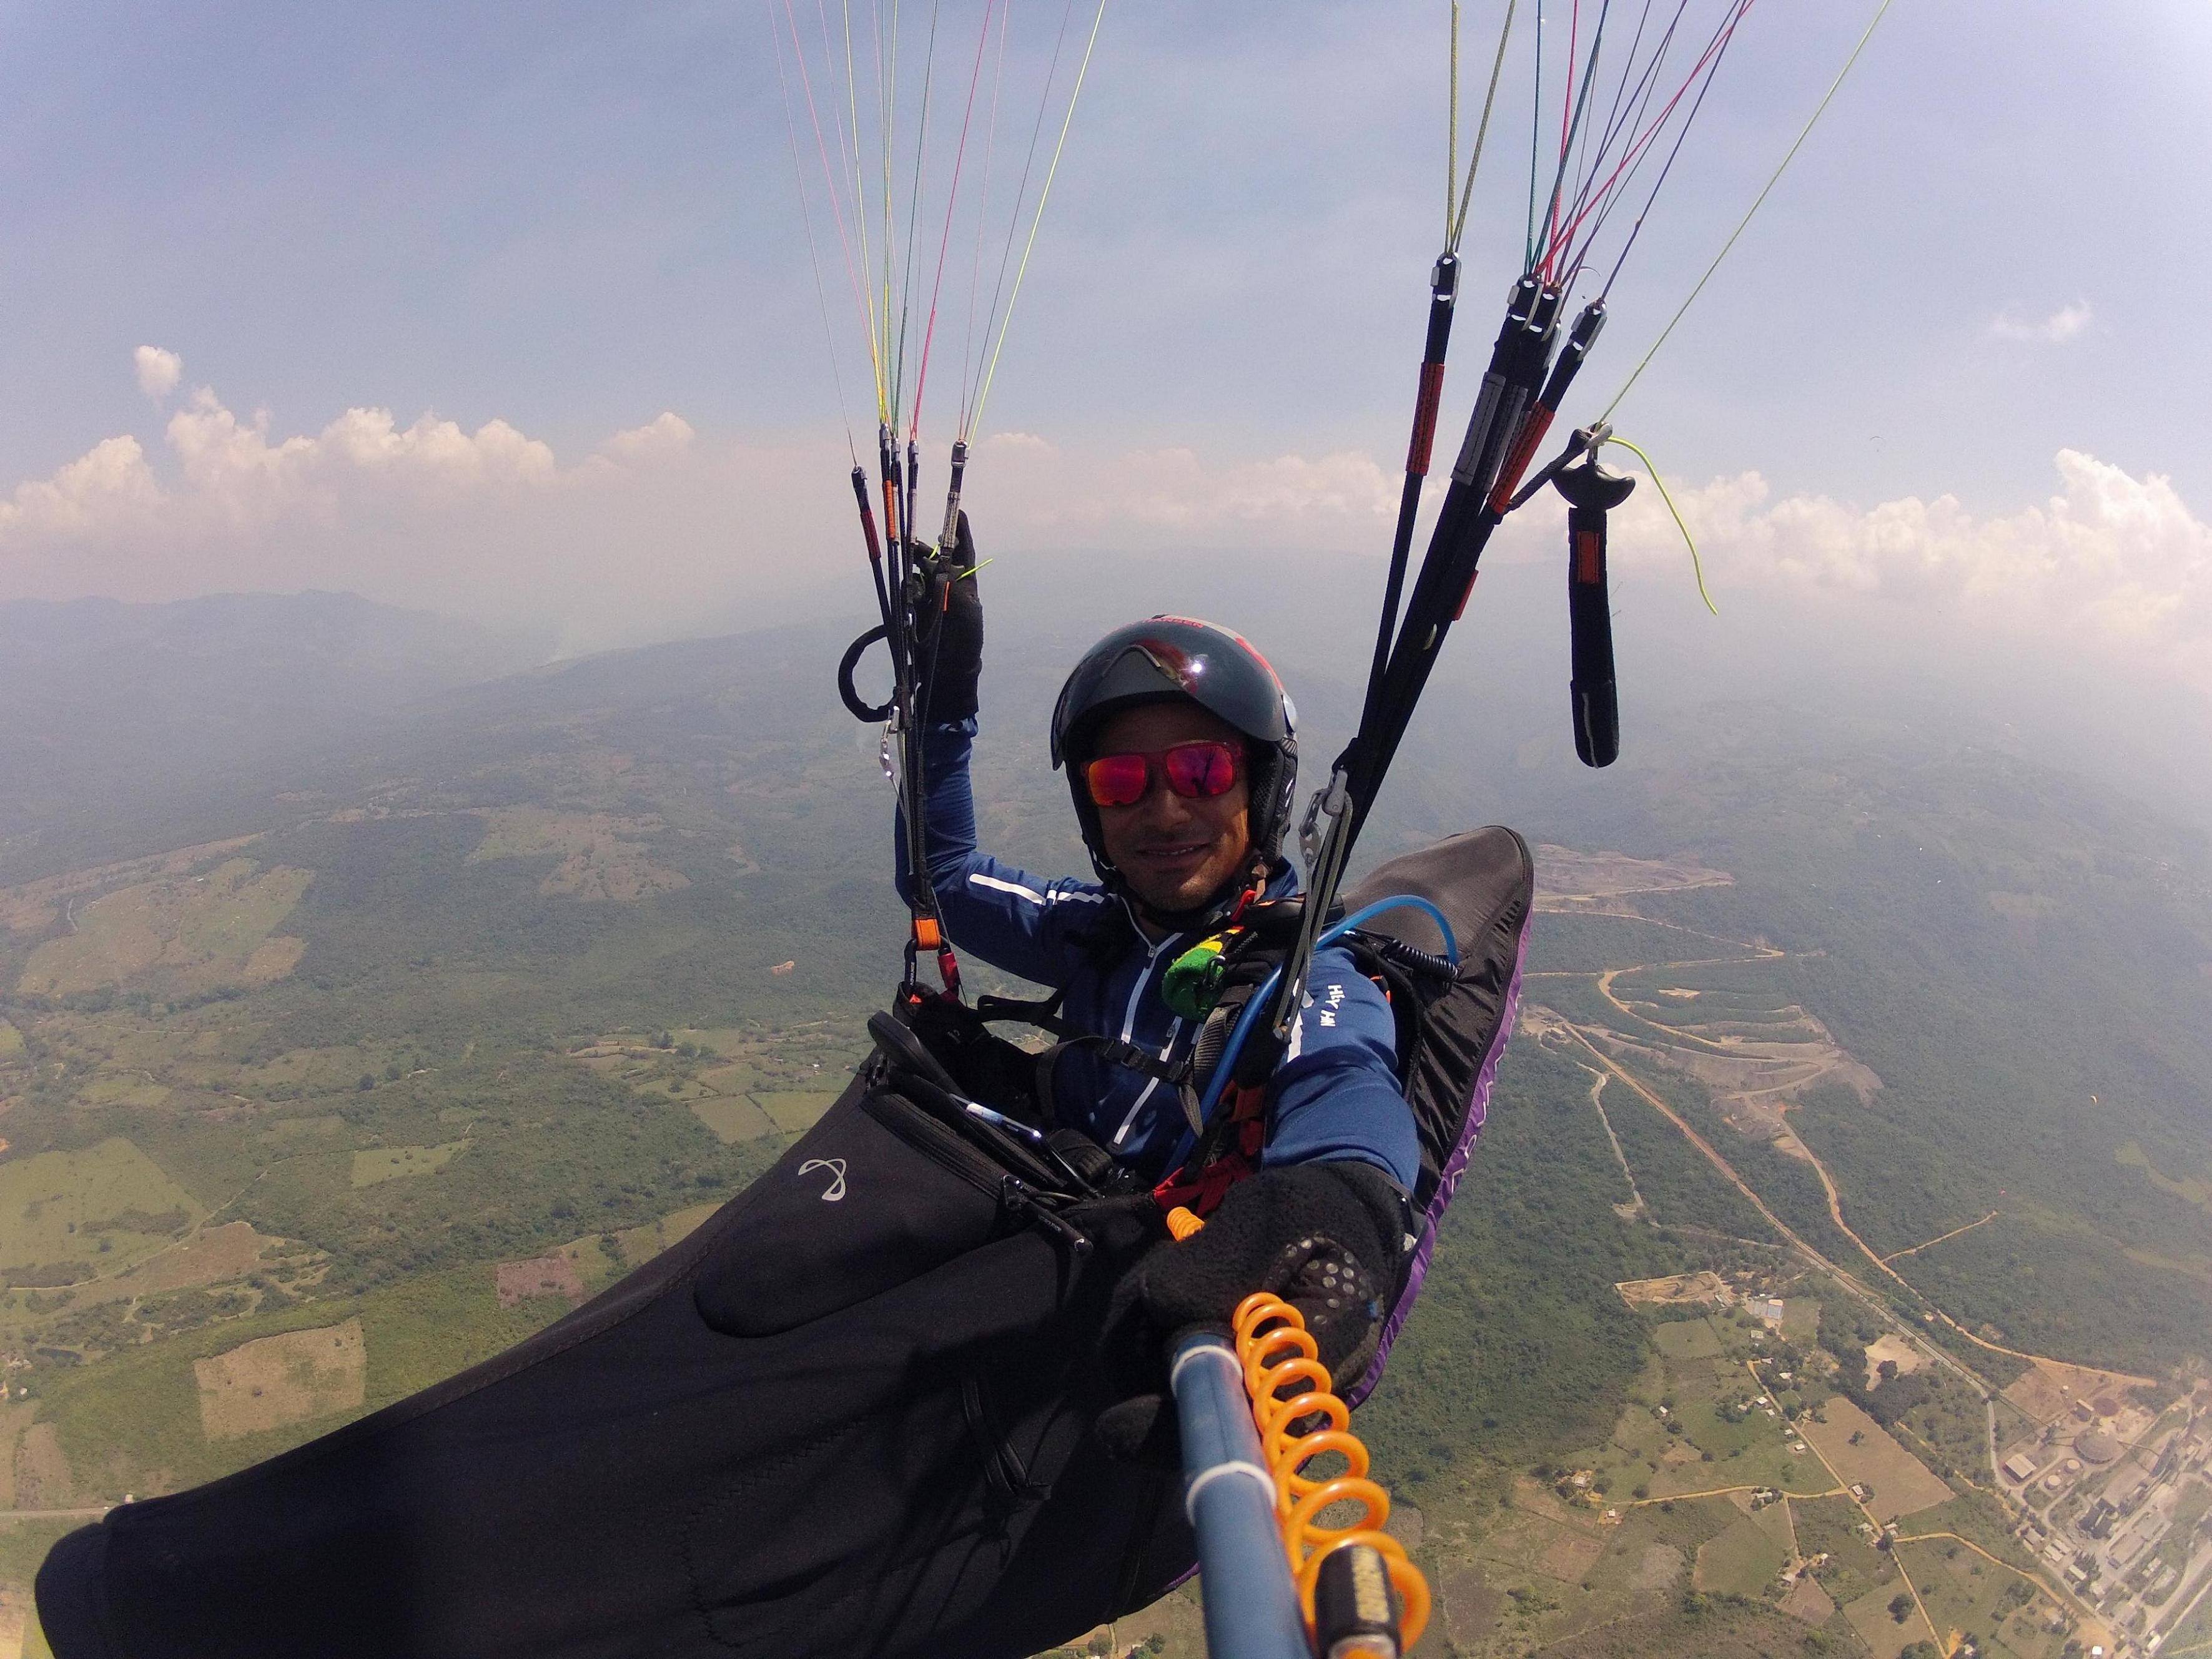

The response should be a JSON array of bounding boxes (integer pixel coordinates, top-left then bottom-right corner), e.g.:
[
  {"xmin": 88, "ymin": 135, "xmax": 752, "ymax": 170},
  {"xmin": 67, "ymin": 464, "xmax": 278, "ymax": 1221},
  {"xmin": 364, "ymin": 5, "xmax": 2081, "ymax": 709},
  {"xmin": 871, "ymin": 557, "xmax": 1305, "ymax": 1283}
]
[{"xmin": 0, "ymin": 1, "xmax": 2206, "ymax": 680}]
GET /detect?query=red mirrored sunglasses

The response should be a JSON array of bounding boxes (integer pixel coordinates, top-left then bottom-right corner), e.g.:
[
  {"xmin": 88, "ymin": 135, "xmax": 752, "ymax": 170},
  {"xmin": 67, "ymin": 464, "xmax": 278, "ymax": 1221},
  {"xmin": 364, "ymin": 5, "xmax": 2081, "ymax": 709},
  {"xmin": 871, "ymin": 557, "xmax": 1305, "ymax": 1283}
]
[{"xmin": 1082, "ymin": 740, "xmax": 1242, "ymax": 809}]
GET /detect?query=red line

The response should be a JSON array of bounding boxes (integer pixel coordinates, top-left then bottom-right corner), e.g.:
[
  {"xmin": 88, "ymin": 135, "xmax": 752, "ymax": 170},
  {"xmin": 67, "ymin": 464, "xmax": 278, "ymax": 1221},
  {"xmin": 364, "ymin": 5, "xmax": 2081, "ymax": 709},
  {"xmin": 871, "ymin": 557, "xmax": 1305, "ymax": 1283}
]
[
  {"xmin": 907, "ymin": 0, "xmax": 997, "ymax": 445},
  {"xmin": 779, "ymin": 0, "xmax": 876, "ymax": 358},
  {"xmin": 1541, "ymin": 0, "xmax": 1752, "ymax": 272}
]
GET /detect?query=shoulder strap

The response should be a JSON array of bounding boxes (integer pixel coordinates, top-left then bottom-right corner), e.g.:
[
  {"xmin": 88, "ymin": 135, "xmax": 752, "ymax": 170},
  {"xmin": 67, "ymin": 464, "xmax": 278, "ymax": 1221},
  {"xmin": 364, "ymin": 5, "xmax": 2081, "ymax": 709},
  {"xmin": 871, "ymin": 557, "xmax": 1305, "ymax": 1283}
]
[{"xmin": 974, "ymin": 991, "xmax": 1078, "ymax": 1040}]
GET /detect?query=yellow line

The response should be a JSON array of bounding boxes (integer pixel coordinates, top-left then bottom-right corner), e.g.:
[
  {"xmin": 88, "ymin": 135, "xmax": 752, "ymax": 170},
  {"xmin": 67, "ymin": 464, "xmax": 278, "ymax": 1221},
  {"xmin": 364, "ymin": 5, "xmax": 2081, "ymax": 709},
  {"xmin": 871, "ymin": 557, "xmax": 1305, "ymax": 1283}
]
[{"xmin": 968, "ymin": 0, "xmax": 1108, "ymax": 436}]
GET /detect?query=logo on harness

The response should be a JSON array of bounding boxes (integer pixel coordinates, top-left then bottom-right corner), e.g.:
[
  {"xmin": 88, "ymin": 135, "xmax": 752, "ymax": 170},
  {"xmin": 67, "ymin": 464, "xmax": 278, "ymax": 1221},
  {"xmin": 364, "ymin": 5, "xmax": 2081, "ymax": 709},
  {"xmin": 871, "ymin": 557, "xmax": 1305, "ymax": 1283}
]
[{"xmin": 797, "ymin": 1158, "xmax": 847, "ymax": 1202}]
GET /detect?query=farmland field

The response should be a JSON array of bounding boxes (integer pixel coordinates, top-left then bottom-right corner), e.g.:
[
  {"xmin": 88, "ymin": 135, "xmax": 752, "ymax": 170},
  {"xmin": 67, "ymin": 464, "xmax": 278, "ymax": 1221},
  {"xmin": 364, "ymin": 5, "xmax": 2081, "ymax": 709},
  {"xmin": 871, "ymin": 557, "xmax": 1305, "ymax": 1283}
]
[
  {"xmin": 0, "ymin": 1140, "xmax": 200, "ymax": 1281},
  {"xmin": 1797, "ymin": 1397, "xmax": 1953, "ymax": 1522},
  {"xmin": 1693, "ymin": 1511, "xmax": 1788, "ymax": 1595},
  {"xmin": 350, "ymin": 1142, "xmax": 470, "ymax": 1187},
  {"xmin": 15, "ymin": 859, "xmax": 311, "ymax": 998}
]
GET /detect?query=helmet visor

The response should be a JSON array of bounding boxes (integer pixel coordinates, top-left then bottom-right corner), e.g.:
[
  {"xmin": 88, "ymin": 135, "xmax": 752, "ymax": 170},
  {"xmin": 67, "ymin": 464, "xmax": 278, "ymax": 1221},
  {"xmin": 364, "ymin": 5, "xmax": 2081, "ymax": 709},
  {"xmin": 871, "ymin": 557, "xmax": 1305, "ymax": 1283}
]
[{"xmin": 1051, "ymin": 621, "xmax": 1291, "ymax": 767}]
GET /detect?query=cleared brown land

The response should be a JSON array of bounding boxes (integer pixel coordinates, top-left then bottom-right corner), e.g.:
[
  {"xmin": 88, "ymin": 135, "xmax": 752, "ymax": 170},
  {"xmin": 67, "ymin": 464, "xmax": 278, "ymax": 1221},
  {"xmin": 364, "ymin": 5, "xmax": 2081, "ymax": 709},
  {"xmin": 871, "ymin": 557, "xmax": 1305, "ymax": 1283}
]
[
  {"xmin": 1616, "ymin": 1271, "xmax": 1731, "ymax": 1309},
  {"xmin": 1862, "ymin": 1334, "xmax": 1926, "ymax": 1389},
  {"xmin": 1591, "ymin": 1020, "xmax": 1879, "ymax": 1138},
  {"xmin": 0, "ymin": 1404, "xmax": 35, "ymax": 1507},
  {"xmin": 16, "ymin": 859, "xmax": 311, "ymax": 997},
  {"xmin": 1533, "ymin": 845, "xmax": 1733, "ymax": 909},
  {"xmin": 1632, "ymin": 1543, "xmax": 1685, "ymax": 1592},
  {"xmin": 1797, "ymin": 1398, "xmax": 1953, "ymax": 1522},
  {"xmin": 1439, "ymin": 1561, "xmax": 1500, "ymax": 1650},
  {"xmin": 241, "ymin": 935, "xmax": 309, "ymax": 983},
  {"xmin": 0, "ymin": 1585, "xmax": 33, "ymax": 1657},
  {"xmin": 495, "ymin": 1254, "xmax": 585, "ymax": 1309},
  {"xmin": 467, "ymin": 809, "xmax": 688, "ymax": 902},
  {"xmin": 12, "ymin": 1423, "xmax": 74, "ymax": 1509},
  {"xmin": 59, "ymin": 1220, "xmax": 309, "ymax": 1319},
  {"xmin": 2001, "ymin": 1357, "xmax": 2156, "ymax": 1425},
  {"xmin": 1779, "ymin": 1576, "xmax": 1836, "ymax": 1625},
  {"xmin": 117, "ymin": 1221, "xmax": 272, "ymax": 1295},
  {"xmin": 1541, "ymin": 1530, "xmax": 1605, "ymax": 1582},
  {"xmin": 0, "ymin": 836, "xmax": 261, "ymax": 934},
  {"xmin": 195, "ymin": 1319, "xmax": 367, "ymax": 1441}
]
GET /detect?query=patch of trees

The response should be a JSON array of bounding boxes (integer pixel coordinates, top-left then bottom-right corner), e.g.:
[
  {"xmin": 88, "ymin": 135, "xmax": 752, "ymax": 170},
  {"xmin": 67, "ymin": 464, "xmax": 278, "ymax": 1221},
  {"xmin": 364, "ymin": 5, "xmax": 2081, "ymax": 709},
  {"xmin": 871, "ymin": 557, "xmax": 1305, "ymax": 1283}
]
[{"xmin": 1354, "ymin": 1039, "xmax": 1670, "ymax": 1500}]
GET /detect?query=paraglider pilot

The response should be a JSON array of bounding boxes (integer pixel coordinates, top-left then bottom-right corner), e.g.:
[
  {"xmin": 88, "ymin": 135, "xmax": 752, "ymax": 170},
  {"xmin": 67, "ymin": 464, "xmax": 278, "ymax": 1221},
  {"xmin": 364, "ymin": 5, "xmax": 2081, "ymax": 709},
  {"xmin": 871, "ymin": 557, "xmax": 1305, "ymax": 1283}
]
[{"xmin": 897, "ymin": 515, "xmax": 1418, "ymax": 1458}]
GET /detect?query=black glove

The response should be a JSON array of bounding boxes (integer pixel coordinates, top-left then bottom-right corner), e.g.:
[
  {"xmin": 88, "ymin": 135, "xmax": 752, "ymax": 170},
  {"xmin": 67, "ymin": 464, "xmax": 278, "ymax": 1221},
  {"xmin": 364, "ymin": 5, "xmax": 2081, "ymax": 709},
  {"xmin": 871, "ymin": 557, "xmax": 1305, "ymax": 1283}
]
[
  {"xmin": 914, "ymin": 511, "xmax": 983, "ymax": 723},
  {"xmin": 1093, "ymin": 1160, "xmax": 1409, "ymax": 1465}
]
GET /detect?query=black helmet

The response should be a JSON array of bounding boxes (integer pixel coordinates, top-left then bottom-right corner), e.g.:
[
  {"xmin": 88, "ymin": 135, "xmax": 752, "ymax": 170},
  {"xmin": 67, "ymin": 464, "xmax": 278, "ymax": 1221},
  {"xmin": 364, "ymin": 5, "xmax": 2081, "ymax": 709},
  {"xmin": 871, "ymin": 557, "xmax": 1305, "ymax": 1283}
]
[{"xmin": 1050, "ymin": 616, "xmax": 1299, "ymax": 902}]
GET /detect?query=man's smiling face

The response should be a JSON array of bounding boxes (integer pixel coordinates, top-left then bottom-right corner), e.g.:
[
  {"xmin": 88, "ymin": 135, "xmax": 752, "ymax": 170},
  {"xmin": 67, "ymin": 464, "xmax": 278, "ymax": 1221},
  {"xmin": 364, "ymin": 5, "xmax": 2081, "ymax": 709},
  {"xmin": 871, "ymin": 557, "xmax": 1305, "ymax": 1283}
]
[{"xmin": 1089, "ymin": 702, "xmax": 1253, "ymax": 917}]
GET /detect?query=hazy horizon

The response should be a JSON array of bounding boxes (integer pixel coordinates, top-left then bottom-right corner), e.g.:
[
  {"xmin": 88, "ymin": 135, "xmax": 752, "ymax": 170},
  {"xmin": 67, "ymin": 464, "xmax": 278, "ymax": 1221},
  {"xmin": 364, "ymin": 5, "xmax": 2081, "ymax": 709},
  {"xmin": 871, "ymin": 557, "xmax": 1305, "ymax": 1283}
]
[{"xmin": 0, "ymin": 2, "xmax": 2206, "ymax": 739}]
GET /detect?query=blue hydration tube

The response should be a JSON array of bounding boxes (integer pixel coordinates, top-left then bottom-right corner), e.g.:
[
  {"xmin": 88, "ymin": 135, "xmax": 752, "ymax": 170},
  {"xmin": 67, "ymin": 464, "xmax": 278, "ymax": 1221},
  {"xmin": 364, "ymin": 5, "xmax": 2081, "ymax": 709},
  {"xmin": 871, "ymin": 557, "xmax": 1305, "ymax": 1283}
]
[{"xmin": 1168, "ymin": 895, "xmax": 1461, "ymax": 1169}]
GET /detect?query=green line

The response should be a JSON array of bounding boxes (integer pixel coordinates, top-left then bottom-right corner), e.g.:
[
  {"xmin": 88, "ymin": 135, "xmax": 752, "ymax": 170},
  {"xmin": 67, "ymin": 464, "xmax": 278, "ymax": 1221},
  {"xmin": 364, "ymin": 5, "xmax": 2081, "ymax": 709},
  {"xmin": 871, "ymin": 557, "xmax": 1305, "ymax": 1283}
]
[
  {"xmin": 841, "ymin": 0, "xmax": 889, "ymax": 420},
  {"xmin": 892, "ymin": 0, "xmax": 946, "ymax": 433},
  {"xmin": 1448, "ymin": 1, "xmax": 1459, "ymax": 240},
  {"xmin": 1526, "ymin": 0, "xmax": 1544, "ymax": 266},
  {"xmin": 1601, "ymin": 434, "xmax": 1717, "ymax": 615},
  {"xmin": 1449, "ymin": 0, "xmax": 1517, "ymax": 253},
  {"xmin": 969, "ymin": 0, "xmax": 1108, "ymax": 435},
  {"xmin": 1599, "ymin": 0, "xmax": 1898, "ymax": 422},
  {"xmin": 1538, "ymin": 0, "xmax": 1617, "ymax": 269}
]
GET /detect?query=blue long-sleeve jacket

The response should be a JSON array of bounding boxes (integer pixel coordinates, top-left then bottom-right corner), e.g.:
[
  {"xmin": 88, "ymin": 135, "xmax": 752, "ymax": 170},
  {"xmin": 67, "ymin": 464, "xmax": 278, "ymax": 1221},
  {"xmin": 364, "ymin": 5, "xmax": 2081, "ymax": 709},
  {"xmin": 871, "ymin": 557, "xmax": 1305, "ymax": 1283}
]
[{"xmin": 894, "ymin": 717, "xmax": 1420, "ymax": 1188}]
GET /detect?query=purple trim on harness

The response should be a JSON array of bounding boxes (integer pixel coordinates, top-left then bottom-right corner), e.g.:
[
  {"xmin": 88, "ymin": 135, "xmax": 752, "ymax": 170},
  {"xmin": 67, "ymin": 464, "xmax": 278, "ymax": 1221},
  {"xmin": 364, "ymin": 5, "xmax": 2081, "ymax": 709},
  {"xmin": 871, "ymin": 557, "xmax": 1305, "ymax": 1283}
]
[{"xmin": 1343, "ymin": 908, "xmax": 1531, "ymax": 1409}]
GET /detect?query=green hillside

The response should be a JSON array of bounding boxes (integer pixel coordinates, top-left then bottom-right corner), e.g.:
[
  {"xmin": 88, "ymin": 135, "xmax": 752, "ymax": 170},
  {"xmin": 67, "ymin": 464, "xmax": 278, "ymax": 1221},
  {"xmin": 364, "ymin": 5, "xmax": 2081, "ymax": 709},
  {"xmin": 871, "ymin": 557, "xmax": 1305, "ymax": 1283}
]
[{"xmin": 0, "ymin": 599, "xmax": 2206, "ymax": 1657}]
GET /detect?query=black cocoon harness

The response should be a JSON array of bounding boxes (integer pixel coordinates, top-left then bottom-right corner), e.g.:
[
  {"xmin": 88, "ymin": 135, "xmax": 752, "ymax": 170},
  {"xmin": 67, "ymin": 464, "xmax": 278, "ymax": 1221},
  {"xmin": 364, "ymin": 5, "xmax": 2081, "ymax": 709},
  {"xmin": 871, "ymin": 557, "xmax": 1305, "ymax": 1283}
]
[
  {"xmin": 36, "ymin": 831, "xmax": 1533, "ymax": 1659},
  {"xmin": 37, "ymin": 1061, "xmax": 1184, "ymax": 1659}
]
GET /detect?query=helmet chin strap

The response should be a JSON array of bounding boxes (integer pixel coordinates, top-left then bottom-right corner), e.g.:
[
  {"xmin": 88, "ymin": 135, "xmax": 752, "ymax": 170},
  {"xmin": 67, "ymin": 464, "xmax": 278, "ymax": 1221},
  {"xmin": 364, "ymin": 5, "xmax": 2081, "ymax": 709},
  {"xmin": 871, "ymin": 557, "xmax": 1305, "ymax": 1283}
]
[{"xmin": 1120, "ymin": 855, "xmax": 1273, "ymax": 938}]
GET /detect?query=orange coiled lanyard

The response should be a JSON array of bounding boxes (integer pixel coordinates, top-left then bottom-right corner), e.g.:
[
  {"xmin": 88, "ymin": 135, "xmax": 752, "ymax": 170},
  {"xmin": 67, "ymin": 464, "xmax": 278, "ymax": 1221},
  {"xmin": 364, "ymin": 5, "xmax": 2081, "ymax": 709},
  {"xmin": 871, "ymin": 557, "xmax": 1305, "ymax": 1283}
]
[{"xmin": 1229, "ymin": 1292, "xmax": 1431, "ymax": 1650}]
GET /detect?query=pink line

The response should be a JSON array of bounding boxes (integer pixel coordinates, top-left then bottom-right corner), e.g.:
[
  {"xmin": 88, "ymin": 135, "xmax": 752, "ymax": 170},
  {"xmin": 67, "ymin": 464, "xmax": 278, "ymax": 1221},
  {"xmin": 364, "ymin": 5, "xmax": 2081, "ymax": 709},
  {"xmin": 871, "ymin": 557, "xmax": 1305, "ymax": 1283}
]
[
  {"xmin": 907, "ymin": 0, "xmax": 997, "ymax": 444},
  {"xmin": 780, "ymin": 0, "xmax": 876, "ymax": 360},
  {"xmin": 1542, "ymin": 0, "xmax": 1752, "ymax": 272}
]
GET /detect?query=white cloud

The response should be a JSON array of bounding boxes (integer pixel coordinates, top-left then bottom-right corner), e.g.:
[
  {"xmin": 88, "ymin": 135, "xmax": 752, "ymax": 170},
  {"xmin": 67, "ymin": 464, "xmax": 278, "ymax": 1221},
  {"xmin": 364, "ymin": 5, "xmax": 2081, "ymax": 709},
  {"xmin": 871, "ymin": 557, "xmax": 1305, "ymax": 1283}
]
[
  {"xmin": 145, "ymin": 390, "xmax": 558, "ymax": 528},
  {"xmin": 600, "ymin": 411, "xmax": 694, "ymax": 461},
  {"xmin": 4, "ymin": 363, "xmax": 2206, "ymax": 687},
  {"xmin": 133, "ymin": 345, "xmax": 182, "ymax": 400},
  {"xmin": 0, "ymin": 436, "xmax": 164, "ymax": 541},
  {"xmin": 0, "ymin": 386, "xmax": 714, "ymax": 646},
  {"xmin": 970, "ymin": 433, "xmax": 1397, "ymax": 539},
  {"xmin": 1989, "ymin": 301, "xmax": 2093, "ymax": 343},
  {"xmin": 1593, "ymin": 448, "xmax": 2212, "ymax": 689}
]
